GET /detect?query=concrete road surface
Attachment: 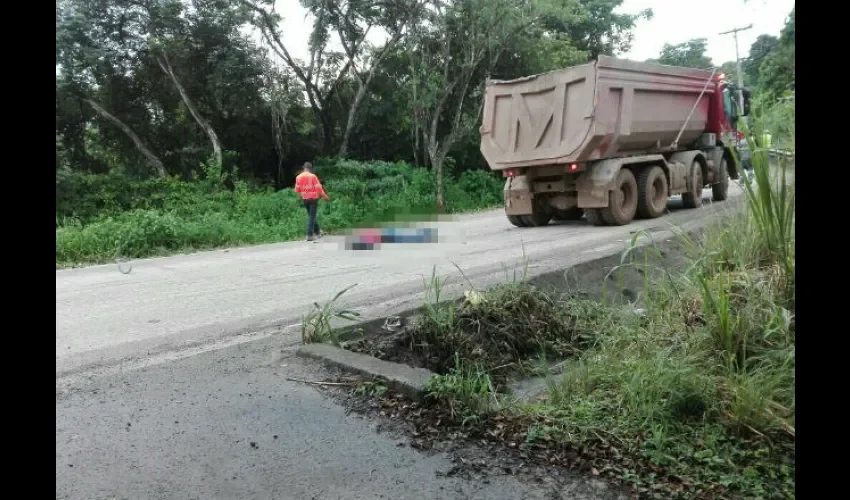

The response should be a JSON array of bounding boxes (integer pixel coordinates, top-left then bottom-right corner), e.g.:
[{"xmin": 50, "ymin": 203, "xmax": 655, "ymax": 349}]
[
  {"xmin": 57, "ymin": 184, "xmax": 748, "ymax": 500},
  {"xmin": 57, "ymin": 185, "xmax": 744, "ymax": 375},
  {"xmin": 57, "ymin": 339, "xmax": 625, "ymax": 500}
]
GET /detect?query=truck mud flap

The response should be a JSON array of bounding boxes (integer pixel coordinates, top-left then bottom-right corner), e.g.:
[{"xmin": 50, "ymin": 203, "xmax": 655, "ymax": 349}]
[
  {"xmin": 504, "ymin": 177, "xmax": 533, "ymax": 215},
  {"xmin": 577, "ymin": 188, "xmax": 609, "ymax": 208}
]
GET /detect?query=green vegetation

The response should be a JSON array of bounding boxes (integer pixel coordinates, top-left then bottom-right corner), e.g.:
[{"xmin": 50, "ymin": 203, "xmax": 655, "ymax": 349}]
[
  {"xmin": 57, "ymin": 0, "xmax": 658, "ymax": 266},
  {"xmin": 414, "ymin": 138, "xmax": 794, "ymax": 497},
  {"xmin": 416, "ymin": 275, "xmax": 611, "ymax": 377},
  {"xmin": 56, "ymin": 159, "xmax": 503, "ymax": 266},
  {"xmin": 286, "ymin": 6, "xmax": 796, "ymax": 495},
  {"xmin": 301, "ymin": 284, "xmax": 362, "ymax": 346},
  {"xmin": 56, "ymin": 0, "xmax": 793, "ymax": 270}
]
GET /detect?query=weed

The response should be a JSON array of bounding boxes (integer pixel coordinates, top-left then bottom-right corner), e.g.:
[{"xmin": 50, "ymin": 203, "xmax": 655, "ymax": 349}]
[
  {"xmin": 301, "ymin": 284, "xmax": 361, "ymax": 345},
  {"xmin": 353, "ymin": 381, "xmax": 388, "ymax": 398},
  {"xmin": 413, "ymin": 279, "xmax": 605, "ymax": 378},
  {"xmin": 425, "ymin": 353, "xmax": 498, "ymax": 423},
  {"xmin": 421, "ymin": 266, "xmax": 458, "ymax": 333}
]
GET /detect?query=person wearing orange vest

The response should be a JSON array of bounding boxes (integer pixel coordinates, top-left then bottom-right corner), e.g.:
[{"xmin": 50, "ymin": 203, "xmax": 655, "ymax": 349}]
[{"xmin": 294, "ymin": 161, "xmax": 330, "ymax": 241}]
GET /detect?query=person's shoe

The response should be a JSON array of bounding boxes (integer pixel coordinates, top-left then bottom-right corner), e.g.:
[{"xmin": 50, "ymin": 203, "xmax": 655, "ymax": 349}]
[
  {"xmin": 306, "ymin": 236, "xmax": 314, "ymax": 242},
  {"xmin": 316, "ymin": 231, "xmax": 325, "ymax": 239}
]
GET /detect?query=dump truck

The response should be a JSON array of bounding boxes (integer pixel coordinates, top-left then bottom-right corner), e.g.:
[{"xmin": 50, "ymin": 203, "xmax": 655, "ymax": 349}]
[{"xmin": 479, "ymin": 56, "xmax": 751, "ymax": 227}]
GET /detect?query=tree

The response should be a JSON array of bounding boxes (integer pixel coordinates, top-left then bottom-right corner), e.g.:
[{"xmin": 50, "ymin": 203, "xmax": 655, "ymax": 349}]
[
  {"xmin": 744, "ymin": 34, "xmax": 778, "ymax": 86},
  {"xmin": 536, "ymin": 0, "xmax": 652, "ymax": 59},
  {"xmin": 57, "ymin": 0, "xmax": 275, "ymax": 178},
  {"xmin": 241, "ymin": 0, "xmax": 357, "ymax": 154},
  {"xmin": 757, "ymin": 7, "xmax": 794, "ymax": 100},
  {"xmin": 55, "ymin": 0, "xmax": 652, "ymax": 192},
  {"xmin": 652, "ymin": 38, "xmax": 714, "ymax": 69},
  {"xmin": 719, "ymin": 61, "xmax": 738, "ymax": 83},
  {"xmin": 409, "ymin": 0, "xmax": 536, "ymax": 210},
  {"xmin": 303, "ymin": 0, "xmax": 428, "ymax": 157},
  {"xmin": 85, "ymin": 98, "xmax": 167, "ymax": 177},
  {"xmin": 155, "ymin": 49, "xmax": 224, "ymax": 169}
]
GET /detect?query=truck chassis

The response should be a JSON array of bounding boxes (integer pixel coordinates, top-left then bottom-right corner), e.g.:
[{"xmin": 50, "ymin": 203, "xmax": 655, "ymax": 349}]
[{"xmin": 503, "ymin": 139, "xmax": 739, "ymax": 227}]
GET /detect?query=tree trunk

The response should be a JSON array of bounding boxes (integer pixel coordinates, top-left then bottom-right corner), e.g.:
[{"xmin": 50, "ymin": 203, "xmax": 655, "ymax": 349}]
[
  {"xmin": 335, "ymin": 26, "xmax": 404, "ymax": 158},
  {"xmin": 427, "ymin": 144, "xmax": 446, "ymax": 213},
  {"xmin": 435, "ymin": 157, "xmax": 445, "ymax": 212},
  {"xmin": 318, "ymin": 107, "xmax": 335, "ymax": 155},
  {"xmin": 85, "ymin": 99, "xmax": 167, "ymax": 177},
  {"xmin": 156, "ymin": 53, "xmax": 223, "ymax": 168},
  {"xmin": 338, "ymin": 83, "xmax": 368, "ymax": 158}
]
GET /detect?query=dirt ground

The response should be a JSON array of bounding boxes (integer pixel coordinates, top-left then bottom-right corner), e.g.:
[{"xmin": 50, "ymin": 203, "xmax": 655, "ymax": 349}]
[
  {"xmin": 340, "ymin": 231, "xmax": 695, "ymax": 369},
  {"xmin": 321, "ymin": 232, "xmax": 701, "ymax": 499},
  {"xmin": 320, "ymin": 380, "xmax": 634, "ymax": 500}
]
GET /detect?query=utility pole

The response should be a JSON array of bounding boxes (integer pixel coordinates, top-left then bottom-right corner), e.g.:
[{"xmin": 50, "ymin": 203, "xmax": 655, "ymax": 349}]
[{"xmin": 719, "ymin": 24, "xmax": 752, "ymax": 114}]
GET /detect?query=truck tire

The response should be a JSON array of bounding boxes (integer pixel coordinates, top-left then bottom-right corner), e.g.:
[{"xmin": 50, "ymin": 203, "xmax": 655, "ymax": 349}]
[
  {"xmin": 553, "ymin": 207, "xmax": 585, "ymax": 220},
  {"xmin": 636, "ymin": 165, "xmax": 669, "ymax": 219},
  {"xmin": 601, "ymin": 168, "xmax": 638, "ymax": 225},
  {"xmin": 521, "ymin": 211, "xmax": 551, "ymax": 227},
  {"xmin": 585, "ymin": 208, "xmax": 607, "ymax": 226},
  {"xmin": 681, "ymin": 160, "xmax": 704, "ymax": 209},
  {"xmin": 711, "ymin": 158, "xmax": 730, "ymax": 201},
  {"xmin": 520, "ymin": 199, "xmax": 552, "ymax": 227},
  {"xmin": 507, "ymin": 215, "xmax": 527, "ymax": 227}
]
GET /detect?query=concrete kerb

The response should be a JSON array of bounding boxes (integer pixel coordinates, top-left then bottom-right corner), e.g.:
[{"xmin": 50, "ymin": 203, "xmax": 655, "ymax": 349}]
[
  {"xmin": 295, "ymin": 201, "xmax": 745, "ymax": 398},
  {"xmin": 296, "ymin": 343, "xmax": 434, "ymax": 399}
]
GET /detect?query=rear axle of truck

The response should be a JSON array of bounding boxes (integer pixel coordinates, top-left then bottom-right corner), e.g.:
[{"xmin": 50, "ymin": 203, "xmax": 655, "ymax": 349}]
[{"xmin": 502, "ymin": 143, "xmax": 735, "ymax": 227}]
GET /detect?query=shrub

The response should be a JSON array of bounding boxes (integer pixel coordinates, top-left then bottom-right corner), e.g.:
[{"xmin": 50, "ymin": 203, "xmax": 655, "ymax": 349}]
[{"xmin": 55, "ymin": 159, "xmax": 505, "ymax": 266}]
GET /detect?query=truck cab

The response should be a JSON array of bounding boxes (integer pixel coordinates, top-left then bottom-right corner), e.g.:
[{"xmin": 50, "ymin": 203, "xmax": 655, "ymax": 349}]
[{"xmin": 718, "ymin": 77, "xmax": 752, "ymax": 174}]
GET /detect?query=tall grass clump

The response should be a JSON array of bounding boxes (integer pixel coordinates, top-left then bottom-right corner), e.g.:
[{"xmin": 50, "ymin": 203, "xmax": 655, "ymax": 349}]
[
  {"xmin": 512, "ymin": 103, "xmax": 795, "ymax": 498},
  {"xmin": 425, "ymin": 353, "xmax": 498, "ymax": 423},
  {"xmin": 301, "ymin": 284, "xmax": 361, "ymax": 345},
  {"xmin": 413, "ymin": 266, "xmax": 618, "ymax": 381}
]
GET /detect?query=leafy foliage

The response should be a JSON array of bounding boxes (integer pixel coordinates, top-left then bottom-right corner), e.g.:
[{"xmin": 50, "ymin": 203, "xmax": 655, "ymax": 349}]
[
  {"xmin": 56, "ymin": 0, "xmax": 649, "ymax": 183},
  {"xmin": 55, "ymin": 158, "xmax": 504, "ymax": 266},
  {"xmin": 413, "ymin": 140, "xmax": 795, "ymax": 497},
  {"xmin": 652, "ymin": 38, "xmax": 713, "ymax": 69},
  {"xmin": 756, "ymin": 8, "xmax": 795, "ymax": 100}
]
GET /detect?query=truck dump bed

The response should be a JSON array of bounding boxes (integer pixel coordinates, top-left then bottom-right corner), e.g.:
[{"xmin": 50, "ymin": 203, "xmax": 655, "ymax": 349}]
[{"xmin": 479, "ymin": 56, "xmax": 716, "ymax": 170}]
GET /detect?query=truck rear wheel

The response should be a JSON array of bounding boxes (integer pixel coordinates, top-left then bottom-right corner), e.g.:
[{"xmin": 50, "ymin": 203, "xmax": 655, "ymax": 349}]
[
  {"xmin": 521, "ymin": 212, "xmax": 551, "ymax": 227},
  {"xmin": 519, "ymin": 199, "xmax": 552, "ymax": 227},
  {"xmin": 553, "ymin": 207, "xmax": 585, "ymax": 221},
  {"xmin": 585, "ymin": 208, "xmax": 607, "ymax": 226},
  {"xmin": 636, "ymin": 165, "xmax": 669, "ymax": 218},
  {"xmin": 682, "ymin": 160, "xmax": 704, "ymax": 209},
  {"xmin": 507, "ymin": 215, "xmax": 528, "ymax": 227},
  {"xmin": 711, "ymin": 158, "xmax": 730, "ymax": 201},
  {"xmin": 601, "ymin": 168, "xmax": 638, "ymax": 225}
]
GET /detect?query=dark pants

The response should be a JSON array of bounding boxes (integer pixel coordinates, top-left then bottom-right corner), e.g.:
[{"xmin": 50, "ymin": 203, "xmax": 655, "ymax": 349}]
[{"xmin": 303, "ymin": 199, "xmax": 321, "ymax": 238}]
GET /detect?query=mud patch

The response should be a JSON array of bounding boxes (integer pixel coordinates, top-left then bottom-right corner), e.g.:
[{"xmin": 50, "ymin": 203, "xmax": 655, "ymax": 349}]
[{"xmin": 340, "ymin": 233, "xmax": 695, "ymax": 374}]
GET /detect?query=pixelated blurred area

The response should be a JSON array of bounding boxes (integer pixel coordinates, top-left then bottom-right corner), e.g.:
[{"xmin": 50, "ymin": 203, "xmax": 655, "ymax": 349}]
[{"xmin": 344, "ymin": 226, "xmax": 439, "ymax": 251}]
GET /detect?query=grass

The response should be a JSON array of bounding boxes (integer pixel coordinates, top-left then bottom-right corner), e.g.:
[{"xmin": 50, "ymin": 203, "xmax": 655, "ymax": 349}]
[
  {"xmin": 424, "ymin": 353, "xmax": 498, "ymax": 423},
  {"xmin": 299, "ymin": 104, "xmax": 794, "ymax": 498},
  {"xmin": 55, "ymin": 158, "xmax": 504, "ymax": 267},
  {"xmin": 413, "ymin": 265, "xmax": 615, "ymax": 380},
  {"xmin": 405, "ymin": 122, "xmax": 794, "ymax": 498},
  {"xmin": 301, "ymin": 284, "xmax": 361, "ymax": 345}
]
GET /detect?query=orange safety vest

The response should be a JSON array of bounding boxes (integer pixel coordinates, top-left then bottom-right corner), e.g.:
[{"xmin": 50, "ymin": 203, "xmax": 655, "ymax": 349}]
[{"xmin": 294, "ymin": 171, "xmax": 327, "ymax": 200}]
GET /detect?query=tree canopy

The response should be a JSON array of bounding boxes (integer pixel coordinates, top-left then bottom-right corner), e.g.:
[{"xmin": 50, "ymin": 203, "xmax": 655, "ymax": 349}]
[
  {"xmin": 645, "ymin": 6, "xmax": 794, "ymax": 104},
  {"xmin": 651, "ymin": 38, "xmax": 714, "ymax": 69},
  {"xmin": 56, "ymin": 0, "xmax": 652, "ymax": 189}
]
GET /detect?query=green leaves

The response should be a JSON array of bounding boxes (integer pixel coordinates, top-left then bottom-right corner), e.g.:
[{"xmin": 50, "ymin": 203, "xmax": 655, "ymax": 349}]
[{"xmin": 653, "ymin": 38, "xmax": 713, "ymax": 69}]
